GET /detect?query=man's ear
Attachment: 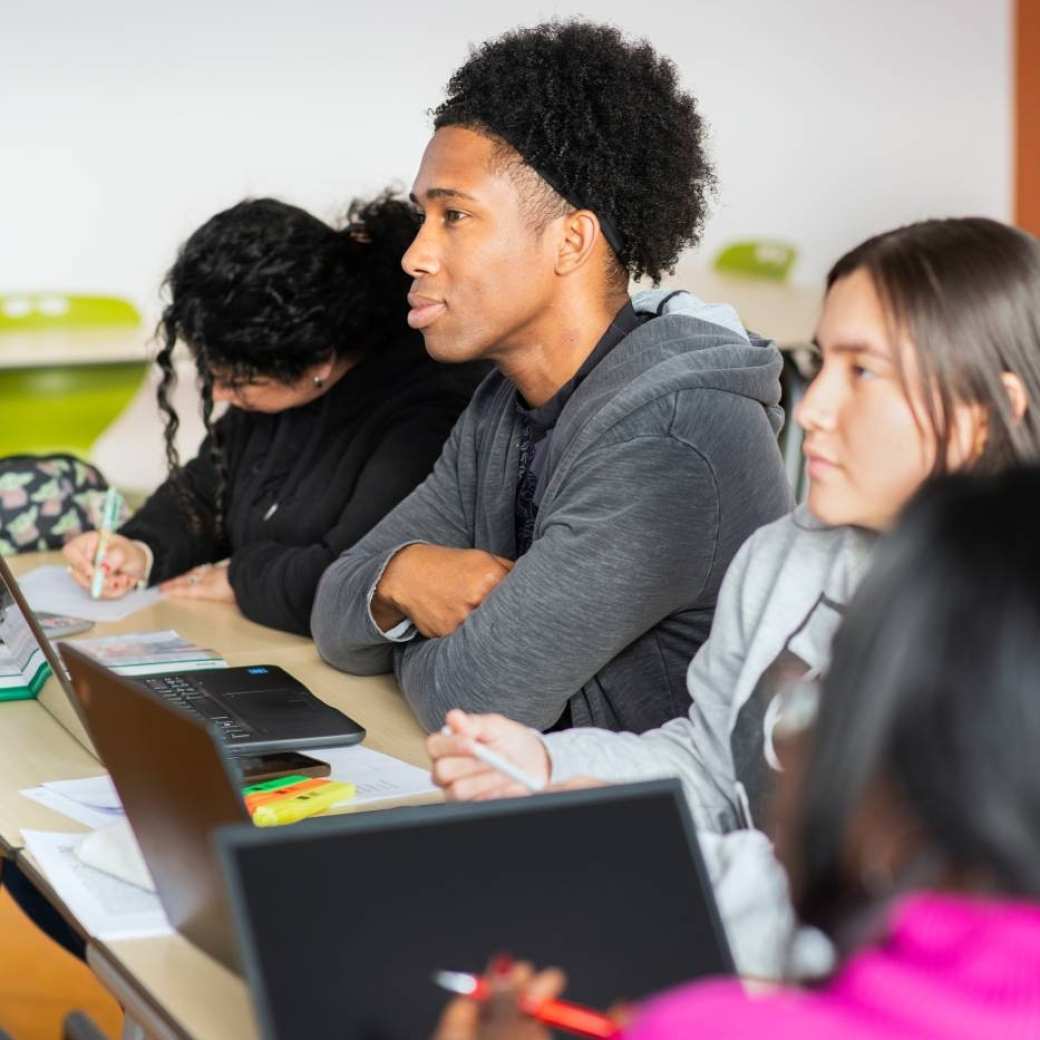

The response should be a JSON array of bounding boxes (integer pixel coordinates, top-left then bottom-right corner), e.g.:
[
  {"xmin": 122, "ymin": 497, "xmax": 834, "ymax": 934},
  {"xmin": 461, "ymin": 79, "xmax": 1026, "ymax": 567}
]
[
  {"xmin": 554, "ymin": 210, "xmax": 604, "ymax": 277},
  {"xmin": 1002, "ymin": 371, "xmax": 1029, "ymax": 423}
]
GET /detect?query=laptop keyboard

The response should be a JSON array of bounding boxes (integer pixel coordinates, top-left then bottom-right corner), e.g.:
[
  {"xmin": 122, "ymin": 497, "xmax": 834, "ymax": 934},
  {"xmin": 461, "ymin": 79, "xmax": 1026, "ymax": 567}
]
[{"xmin": 140, "ymin": 674, "xmax": 254, "ymax": 742}]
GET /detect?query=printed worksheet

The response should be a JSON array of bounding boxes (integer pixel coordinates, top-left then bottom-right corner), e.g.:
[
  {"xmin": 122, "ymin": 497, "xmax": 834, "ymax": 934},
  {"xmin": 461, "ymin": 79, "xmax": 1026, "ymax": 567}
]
[
  {"xmin": 22, "ymin": 830, "xmax": 171, "ymax": 941},
  {"xmin": 312, "ymin": 745, "xmax": 438, "ymax": 806}
]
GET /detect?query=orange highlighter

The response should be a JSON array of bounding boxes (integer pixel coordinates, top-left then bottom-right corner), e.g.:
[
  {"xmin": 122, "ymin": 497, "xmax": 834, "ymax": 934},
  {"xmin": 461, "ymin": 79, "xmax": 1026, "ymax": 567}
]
[
  {"xmin": 434, "ymin": 971, "xmax": 621, "ymax": 1039},
  {"xmin": 244, "ymin": 778, "xmax": 329, "ymax": 814}
]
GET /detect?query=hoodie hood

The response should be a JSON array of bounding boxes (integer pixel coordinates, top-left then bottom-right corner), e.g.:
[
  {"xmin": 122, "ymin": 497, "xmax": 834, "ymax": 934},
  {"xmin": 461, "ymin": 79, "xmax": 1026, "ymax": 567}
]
[{"xmin": 550, "ymin": 289, "xmax": 785, "ymax": 465}]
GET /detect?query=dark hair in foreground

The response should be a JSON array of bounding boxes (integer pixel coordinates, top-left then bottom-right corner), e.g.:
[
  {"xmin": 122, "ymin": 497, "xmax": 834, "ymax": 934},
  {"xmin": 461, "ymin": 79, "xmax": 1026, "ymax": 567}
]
[
  {"xmin": 154, "ymin": 193, "xmax": 419, "ymax": 535},
  {"xmin": 827, "ymin": 217, "xmax": 1040, "ymax": 474},
  {"xmin": 791, "ymin": 467, "xmax": 1040, "ymax": 948},
  {"xmin": 434, "ymin": 19, "xmax": 714, "ymax": 286}
]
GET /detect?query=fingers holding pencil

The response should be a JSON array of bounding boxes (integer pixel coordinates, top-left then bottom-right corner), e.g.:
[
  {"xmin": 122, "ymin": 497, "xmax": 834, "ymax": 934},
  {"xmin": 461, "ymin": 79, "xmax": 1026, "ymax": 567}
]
[
  {"xmin": 433, "ymin": 962, "xmax": 569, "ymax": 1040},
  {"xmin": 427, "ymin": 710, "xmax": 552, "ymax": 801}
]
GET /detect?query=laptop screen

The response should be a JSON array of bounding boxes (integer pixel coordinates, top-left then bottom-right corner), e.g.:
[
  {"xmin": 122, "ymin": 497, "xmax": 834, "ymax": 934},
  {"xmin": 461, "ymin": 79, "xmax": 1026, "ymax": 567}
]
[{"xmin": 220, "ymin": 780, "xmax": 734, "ymax": 1040}]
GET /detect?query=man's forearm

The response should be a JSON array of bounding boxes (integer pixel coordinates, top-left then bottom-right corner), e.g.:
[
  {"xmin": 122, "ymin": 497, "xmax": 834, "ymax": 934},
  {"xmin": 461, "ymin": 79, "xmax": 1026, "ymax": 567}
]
[{"xmin": 312, "ymin": 544, "xmax": 418, "ymax": 675}]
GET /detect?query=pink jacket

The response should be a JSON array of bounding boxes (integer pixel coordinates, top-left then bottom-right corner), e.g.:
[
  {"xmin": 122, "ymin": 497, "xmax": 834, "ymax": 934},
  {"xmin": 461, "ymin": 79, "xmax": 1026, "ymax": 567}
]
[{"xmin": 626, "ymin": 893, "xmax": 1040, "ymax": 1040}]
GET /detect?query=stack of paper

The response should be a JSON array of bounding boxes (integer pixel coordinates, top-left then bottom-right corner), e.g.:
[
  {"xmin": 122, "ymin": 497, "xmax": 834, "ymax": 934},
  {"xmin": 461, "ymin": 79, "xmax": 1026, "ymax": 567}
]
[
  {"xmin": 22, "ymin": 830, "xmax": 171, "ymax": 941},
  {"xmin": 21, "ymin": 774, "xmax": 125, "ymax": 829}
]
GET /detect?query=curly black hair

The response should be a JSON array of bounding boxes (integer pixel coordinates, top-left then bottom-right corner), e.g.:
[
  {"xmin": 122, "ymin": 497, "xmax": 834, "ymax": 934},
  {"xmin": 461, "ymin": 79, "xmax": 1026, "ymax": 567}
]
[
  {"xmin": 433, "ymin": 20, "xmax": 715, "ymax": 285},
  {"xmin": 154, "ymin": 192, "xmax": 419, "ymax": 536}
]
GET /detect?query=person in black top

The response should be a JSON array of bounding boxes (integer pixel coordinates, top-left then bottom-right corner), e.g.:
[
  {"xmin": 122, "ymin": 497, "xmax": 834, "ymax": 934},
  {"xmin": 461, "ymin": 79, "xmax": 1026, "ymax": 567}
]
[{"xmin": 63, "ymin": 192, "xmax": 486, "ymax": 635}]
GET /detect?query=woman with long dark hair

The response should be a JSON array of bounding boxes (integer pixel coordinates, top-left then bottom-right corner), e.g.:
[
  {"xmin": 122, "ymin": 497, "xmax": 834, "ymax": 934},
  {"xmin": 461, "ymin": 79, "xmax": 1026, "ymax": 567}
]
[
  {"xmin": 64, "ymin": 193, "xmax": 485, "ymax": 634},
  {"xmin": 435, "ymin": 467, "xmax": 1040, "ymax": 1038}
]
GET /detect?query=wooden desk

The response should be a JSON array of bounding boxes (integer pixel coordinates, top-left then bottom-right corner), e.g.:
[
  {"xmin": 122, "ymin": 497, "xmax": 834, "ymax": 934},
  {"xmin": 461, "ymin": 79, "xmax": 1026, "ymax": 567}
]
[
  {"xmin": 0, "ymin": 702, "xmax": 101, "ymax": 853},
  {"xmin": 1, "ymin": 551, "xmax": 433, "ymax": 1039}
]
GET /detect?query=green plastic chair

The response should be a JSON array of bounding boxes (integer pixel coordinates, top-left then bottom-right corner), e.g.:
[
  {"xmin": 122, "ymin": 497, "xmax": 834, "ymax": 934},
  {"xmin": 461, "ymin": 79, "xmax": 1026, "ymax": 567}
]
[
  {"xmin": 0, "ymin": 293, "xmax": 149, "ymax": 459},
  {"xmin": 713, "ymin": 240, "xmax": 797, "ymax": 282}
]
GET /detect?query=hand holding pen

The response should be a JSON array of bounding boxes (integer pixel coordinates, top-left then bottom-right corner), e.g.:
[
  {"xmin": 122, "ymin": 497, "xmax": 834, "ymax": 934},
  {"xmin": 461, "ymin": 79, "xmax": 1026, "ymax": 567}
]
[
  {"xmin": 432, "ymin": 959, "xmax": 629, "ymax": 1040},
  {"xmin": 428, "ymin": 710, "xmax": 552, "ymax": 800},
  {"xmin": 90, "ymin": 487, "xmax": 124, "ymax": 599}
]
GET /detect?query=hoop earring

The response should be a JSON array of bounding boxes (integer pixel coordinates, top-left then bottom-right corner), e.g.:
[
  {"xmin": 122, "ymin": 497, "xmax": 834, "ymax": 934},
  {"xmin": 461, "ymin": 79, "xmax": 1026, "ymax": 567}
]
[{"xmin": 313, "ymin": 376, "xmax": 325, "ymax": 389}]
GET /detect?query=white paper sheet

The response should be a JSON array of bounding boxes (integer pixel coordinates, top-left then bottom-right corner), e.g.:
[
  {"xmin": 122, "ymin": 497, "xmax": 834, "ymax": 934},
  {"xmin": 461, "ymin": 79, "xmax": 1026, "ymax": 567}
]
[
  {"xmin": 22, "ymin": 830, "xmax": 172, "ymax": 941},
  {"xmin": 42, "ymin": 773, "xmax": 122, "ymax": 811},
  {"xmin": 21, "ymin": 786, "xmax": 124, "ymax": 830},
  {"xmin": 17, "ymin": 565, "xmax": 162, "ymax": 622},
  {"xmin": 311, "ymin": 745, "xmax": 438, "ymax": 806},
  {"xmin": 77, "ymin": 818, "xmax": 156, "ymax": 892}
]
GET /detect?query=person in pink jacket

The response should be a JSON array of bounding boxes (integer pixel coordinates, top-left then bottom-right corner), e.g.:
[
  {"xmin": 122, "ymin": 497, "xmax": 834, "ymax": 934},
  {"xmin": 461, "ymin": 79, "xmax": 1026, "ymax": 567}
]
[{"xmin": 433, "ymin": 465, "xmax": 1040, "ymax": 1039}]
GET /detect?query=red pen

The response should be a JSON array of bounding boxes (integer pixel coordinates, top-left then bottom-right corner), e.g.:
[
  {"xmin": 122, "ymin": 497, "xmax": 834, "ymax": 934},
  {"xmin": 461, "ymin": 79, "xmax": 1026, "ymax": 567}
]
[{"xmin": 434, "ymin": 970, "xmax": 621, "ymax": 1039}]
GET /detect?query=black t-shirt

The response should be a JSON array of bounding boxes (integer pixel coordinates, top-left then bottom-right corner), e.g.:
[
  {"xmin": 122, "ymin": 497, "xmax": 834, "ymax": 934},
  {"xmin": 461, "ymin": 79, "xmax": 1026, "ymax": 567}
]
[{"xmin": 514, "ymin": 302, "xmax": 644, "ymax": 556}]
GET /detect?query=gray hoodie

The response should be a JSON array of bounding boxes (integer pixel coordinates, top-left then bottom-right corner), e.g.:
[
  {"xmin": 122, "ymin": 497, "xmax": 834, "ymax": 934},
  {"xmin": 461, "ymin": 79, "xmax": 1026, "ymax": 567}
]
[{"xmin": 311, "ymin": 290, "xmax": 793, "ymax": 733}]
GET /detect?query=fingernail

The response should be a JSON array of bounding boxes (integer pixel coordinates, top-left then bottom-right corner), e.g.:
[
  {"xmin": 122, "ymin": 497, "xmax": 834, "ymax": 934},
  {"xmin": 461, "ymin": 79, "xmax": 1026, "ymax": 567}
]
[{"xmin": 489, "ymin": 953, "xmax": 513, "ymax": 977}]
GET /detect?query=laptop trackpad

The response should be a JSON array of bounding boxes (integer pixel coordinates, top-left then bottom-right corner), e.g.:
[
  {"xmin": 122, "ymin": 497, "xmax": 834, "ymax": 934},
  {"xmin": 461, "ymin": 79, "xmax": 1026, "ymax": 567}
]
[{"xmin": 221, "ymin": 689, "xmax": 325, "ymax": 735}]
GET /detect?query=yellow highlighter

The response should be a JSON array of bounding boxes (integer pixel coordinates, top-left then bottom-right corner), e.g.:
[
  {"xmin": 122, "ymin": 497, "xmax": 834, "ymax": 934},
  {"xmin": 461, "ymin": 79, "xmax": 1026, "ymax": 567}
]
[{"xmin": 251, "ymin": 781, "xmax": 356, "ymax": 827}]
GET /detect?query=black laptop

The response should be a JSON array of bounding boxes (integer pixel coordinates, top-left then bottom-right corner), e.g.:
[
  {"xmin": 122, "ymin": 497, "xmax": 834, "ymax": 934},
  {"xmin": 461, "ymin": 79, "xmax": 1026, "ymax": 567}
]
[
  {"xmin": 218, "ymin": 780, "xmax": 735, "ymax": 1040},
  {"xmin": 60, "ymin": 643, "xmax": 254, "ymax": 971},
  {"xmin": 128, "ymin": 664, "xmax": 365, "ymax": 756},
  {"xmin": 0, "ymin": 555, "xmax": 365, "ymax": 756}
]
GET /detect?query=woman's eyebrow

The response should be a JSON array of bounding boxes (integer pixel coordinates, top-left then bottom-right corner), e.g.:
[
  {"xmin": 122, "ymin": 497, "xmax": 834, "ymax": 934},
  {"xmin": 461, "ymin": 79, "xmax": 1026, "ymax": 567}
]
[{"xmin": 813, "ymin": 337, "xmax": 892, "ymax": 361}]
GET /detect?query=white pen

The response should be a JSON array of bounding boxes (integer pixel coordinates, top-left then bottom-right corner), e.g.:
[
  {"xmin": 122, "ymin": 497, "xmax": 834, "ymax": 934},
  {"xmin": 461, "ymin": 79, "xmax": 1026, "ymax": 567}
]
[{"xmin": 440, "ymin": 725, "xmax": 545, "ymax": 792}]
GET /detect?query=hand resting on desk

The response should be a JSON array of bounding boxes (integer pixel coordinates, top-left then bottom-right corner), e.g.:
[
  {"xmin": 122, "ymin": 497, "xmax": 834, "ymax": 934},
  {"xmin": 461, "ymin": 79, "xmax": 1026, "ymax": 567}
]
[{"xmin": 160, "ymin": 560, "xmax": 236, "ymax": 604}]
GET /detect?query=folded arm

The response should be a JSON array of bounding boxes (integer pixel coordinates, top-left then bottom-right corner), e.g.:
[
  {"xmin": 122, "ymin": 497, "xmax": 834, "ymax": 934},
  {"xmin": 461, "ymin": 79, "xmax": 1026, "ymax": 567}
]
[{"xmin": 391, "ymin": 436, "xmax": 721, "ymax": 731}]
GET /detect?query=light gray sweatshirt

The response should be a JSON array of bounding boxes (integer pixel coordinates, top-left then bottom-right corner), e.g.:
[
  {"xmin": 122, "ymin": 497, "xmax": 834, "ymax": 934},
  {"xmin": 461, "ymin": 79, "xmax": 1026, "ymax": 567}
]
[
  {"xmin": 545, "ymin": 506, "xmax": 877, "ymax": 832},
  {"xmin": 311, "ymin": 290, "xmax": 793, "ymax": 734},
  {"xmin": 543, "ymin": 507, "xmax": 876, "ymax": 977}
]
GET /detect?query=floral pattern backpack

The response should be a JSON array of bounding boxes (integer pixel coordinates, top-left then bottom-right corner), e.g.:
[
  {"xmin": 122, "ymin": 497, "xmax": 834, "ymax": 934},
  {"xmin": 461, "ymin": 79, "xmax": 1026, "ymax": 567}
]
[{"xmin": 0, "ymin": 455, "xmax": 127, "ymax": 556}]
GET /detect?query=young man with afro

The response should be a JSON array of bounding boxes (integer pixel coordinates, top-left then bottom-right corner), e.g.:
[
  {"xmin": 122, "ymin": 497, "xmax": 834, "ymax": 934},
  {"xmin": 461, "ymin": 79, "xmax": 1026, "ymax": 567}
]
[{"xmin": 312, "ymin": 20, "xmax": 792, "ymax": 734}]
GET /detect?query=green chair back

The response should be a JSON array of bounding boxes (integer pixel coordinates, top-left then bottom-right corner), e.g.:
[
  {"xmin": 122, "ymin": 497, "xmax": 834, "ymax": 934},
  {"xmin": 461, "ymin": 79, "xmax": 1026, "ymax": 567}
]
[
  {"xmin": 713, "ymin": 240, "xmax": 797, "ymax": 282},
  {"xmin": 0, "ymin": 364, "xmax": 149, "ymax": 458},
  {"xmin": 0, "ymin": 293, "xmax": 148, "ymax": 458}
]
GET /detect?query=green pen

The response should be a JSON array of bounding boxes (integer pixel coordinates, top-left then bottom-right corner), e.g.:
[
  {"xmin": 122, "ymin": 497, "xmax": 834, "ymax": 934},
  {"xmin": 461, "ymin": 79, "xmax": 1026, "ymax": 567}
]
[
  {"xmin": 90, "ymin": 487, "xmax": 124, "ymax": 600},
  {"xmin": 241, "ymin": 774, "xmax": 312, "ymax": 796}
]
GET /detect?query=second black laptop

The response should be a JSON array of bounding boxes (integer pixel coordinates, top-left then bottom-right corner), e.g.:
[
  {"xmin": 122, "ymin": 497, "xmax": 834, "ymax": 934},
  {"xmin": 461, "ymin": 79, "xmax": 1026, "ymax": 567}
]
[{"xmin": 218, "ymin": 779, "xmax": 735, "ymax": 1039}]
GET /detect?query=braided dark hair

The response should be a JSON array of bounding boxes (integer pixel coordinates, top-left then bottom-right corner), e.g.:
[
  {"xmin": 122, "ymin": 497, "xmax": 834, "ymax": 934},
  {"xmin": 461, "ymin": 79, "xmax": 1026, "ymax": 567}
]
[
  {"xmin": 154, "ymin": 192, "xmax": 420, "ymax": 536},
  {"xmin": 433, "ymin": 20, "xmax": 715, "ymax": 285}
]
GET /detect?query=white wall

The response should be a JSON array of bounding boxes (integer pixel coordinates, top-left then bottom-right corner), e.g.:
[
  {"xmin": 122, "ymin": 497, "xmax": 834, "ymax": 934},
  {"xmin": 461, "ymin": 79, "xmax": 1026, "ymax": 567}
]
[{"xmin": 3, "ymin": 0, "xmax": 1012, "ymax": 319}]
